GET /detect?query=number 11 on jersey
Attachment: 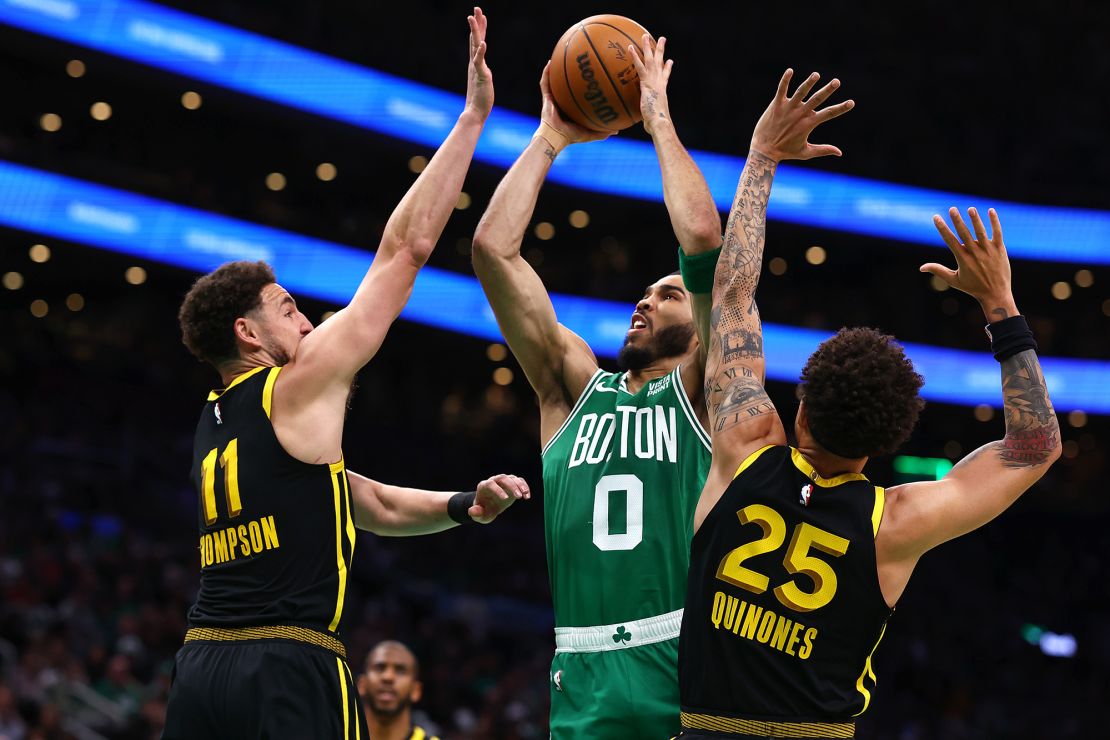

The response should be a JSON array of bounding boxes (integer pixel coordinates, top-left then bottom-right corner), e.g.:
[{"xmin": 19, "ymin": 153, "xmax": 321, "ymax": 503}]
[{"xmin": 200, "ymin": 438, "xmax": 242, "ymax": 525}]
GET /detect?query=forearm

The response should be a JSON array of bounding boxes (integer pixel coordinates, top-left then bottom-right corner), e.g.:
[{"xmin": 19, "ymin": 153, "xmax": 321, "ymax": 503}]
[
  {"xmin": 651, "ymin": 120, "xmax": 722, "ymax": 255},
  {"xmin": 349, "ymin": 471, "xmax": 459, "ymax": 536},
  {"xmin": 994, "ymin": 348, "xmax": 1061, "ymax": 468},
  {"xmin": 380, "ymin": 110, "xmax": 486, "ymax": 264},
  {"xmin": 472, "ymin": 136, "xmax": 559, "ymax": 260},
  {"xmin": 713, "ymin": 151, "xmax": 777, "ymax": 307}
]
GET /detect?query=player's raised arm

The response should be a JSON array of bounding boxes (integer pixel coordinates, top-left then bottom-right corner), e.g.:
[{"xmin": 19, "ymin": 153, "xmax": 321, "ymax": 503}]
[
  {"xmin": 877, "ymin": 207, "xmax": 1061, "ymax": 599},
  {"xmin": 705, "ymin": 70, "xmax": 853, "ymax": 472},
  {"xmin": 347, "ymin": 470, "xmax": 530, "ymax": 535},
  {"xmin": 291, "ymin": 9, "xmax": 493, "ymax": 389},
  {"xmin": 630, "ymin": 35, "xmax": 721, "ymax": 367},
  {"xmin": 471, "ymin": 64, "xmax": 607, "ymax": 425}
]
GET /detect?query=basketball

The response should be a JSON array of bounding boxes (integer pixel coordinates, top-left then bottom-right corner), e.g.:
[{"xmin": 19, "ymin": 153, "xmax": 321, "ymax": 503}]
[{"xmin": 548, "ymin": 15, "xmax": 651, "ymax": 132}]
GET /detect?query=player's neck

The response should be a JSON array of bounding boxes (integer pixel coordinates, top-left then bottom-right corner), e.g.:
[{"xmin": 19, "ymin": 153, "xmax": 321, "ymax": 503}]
[
  {"xmin": 217, "ymin": 358, "xmax": 263, "ymax": 386},
  {"xmin": 794, "ymin": 443, "xmax": 867, "ymax": 479},
  {"xmin": 624, "ymin": 356, "xmax": 682, "ymax": 394},
  {"xmin": 365, "ymin": 705, "xmax": 413, "ymax": 740}
]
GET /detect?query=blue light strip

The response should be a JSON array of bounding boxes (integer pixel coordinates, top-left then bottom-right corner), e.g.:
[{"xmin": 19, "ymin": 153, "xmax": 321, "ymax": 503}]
[
  {"xmin": 1, "ymin": 0, "xmax": 1107, "ymax": 264},
  {"xmin": 0, "ymin": 159, "xmax": 1106, "ymax": 412}
]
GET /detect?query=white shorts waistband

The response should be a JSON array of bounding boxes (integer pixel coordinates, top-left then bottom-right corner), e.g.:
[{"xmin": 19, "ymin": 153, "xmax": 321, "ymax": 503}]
[{"xmin": 554, "ymin": 608, "xmax": 683, "ymax": 653}]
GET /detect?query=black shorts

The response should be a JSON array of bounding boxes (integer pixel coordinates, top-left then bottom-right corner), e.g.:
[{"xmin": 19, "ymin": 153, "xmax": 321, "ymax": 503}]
[{"xmin": 163, "ymin": 639, "xmax": 363, "ymax": 740}]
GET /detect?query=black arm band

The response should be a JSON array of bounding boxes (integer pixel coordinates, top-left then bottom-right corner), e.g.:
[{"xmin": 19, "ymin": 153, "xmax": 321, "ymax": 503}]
[
  {"xmin": 984, "ymin": 315, "xmax": 1038, "ymax": 362},
  {"xmin": 447, "ymin": 491, "xmax": 477, "ymax": 525}
]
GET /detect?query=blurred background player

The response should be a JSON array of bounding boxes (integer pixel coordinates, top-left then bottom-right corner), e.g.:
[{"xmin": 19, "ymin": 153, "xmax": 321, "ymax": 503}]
[
  {"xmin": 161, "ymin": 10, "xmax": 534, "ymax": 738},
  {"xmin": 358, "ymin": 640, "xmax": 440, "ymax": 740},
  {"xmin": 471, "ymin": 37, "xmax": 720, "ymax": 738},
  {"xmin": 679, "ymin": 69, "xmax": 1061, "ymax": 737}
]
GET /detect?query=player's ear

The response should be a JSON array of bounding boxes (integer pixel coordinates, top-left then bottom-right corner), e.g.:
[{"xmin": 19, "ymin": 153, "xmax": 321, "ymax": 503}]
[
  {"xmin": 410, "ymin": 679, "xmax": 423, "ymax": 704},
  {"xmin": 796, "ymin": 400, "xmax": 809, "ymax": 433},
  {"xmin": 233, "ymin": 316, "xmax": 263, "ymax": 350}
]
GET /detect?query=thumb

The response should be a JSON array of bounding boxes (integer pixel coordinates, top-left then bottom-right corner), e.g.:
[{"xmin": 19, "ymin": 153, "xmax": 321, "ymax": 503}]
[
  {"xmin": 468, "ymin": 503, "xmax": 485, "ymax": 519},
  {"xmin": 919, "ymin": 263, "xmax": 957, "ymax": 280}
]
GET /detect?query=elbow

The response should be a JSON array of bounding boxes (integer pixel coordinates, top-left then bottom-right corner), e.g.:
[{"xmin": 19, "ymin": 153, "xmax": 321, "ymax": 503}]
[{"xmin": 685, "ymin": 212, "xmax": 723, "ymax": 251}]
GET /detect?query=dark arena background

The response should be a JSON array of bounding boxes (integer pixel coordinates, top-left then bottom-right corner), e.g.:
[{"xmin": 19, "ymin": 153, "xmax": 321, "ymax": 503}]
[{"xmin": 1, "ymin": 1, "xmax": 1107, "ymax": 738}]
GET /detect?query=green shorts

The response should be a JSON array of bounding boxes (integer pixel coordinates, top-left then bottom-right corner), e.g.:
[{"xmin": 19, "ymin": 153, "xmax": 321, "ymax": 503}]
[{"xmin": 549, "ymin": 637, "xmax": 680, "ymax": 740}]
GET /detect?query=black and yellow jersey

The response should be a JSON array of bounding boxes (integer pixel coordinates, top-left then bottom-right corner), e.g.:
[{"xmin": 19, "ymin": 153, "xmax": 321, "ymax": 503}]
[
  {"xmin": 410, "ymin": 727, "xmax": 439, "ymax": 740},
  {"xmin": 187, "ymin": 366, "xmax": 357, "ymax": 639},
  {"xmin": 679, "ymin": 445, "xmax": 891, "ymax": 727}
]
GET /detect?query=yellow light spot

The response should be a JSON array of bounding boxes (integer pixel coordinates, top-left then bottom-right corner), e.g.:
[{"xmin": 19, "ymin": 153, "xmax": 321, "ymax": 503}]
[
  {"xmin": 456, "ymin": 191, "xmax": 471, "ymax": 210},
  {"xmin": 66, "ymin": 293, "xmax": 85, "ymax": 311},
  {"xmin": 1074, "ymin": 269, "xmax": 1094, "ymax": 288},
  {"xmin": 973, "ymin": 404, "xmax": 994, "ymax": 422},
  {"xmin": 569, "ymin": 210, "xmax": 590, "ymax": 228},
  {"xmin": 930, "ymin": 275, "xmax": 950, "ymax": 292},
  {"xmin": 29, "ymin": 244, "xmax": 51, "ymax": 263},
  {"xmin": 181, "ymin": 91, "xmax": 203, "ymax": 110},
  {"xmin": 125, "ymin": 266, "xmax": 147, "ymax": 285},
  {"xmin": 1050, "ymin": 281, "xmax": 1071, "ymax": 300},
  {"xmin": 1067, "ymin": 410, "xmax": 1087, "ymax": 428},
  {"xmin": 265, "ymin": 172, "xmax": 286, "ymax": 191},
  {"xmin": 768, "ymin": 257, "xmax": 787, "ymax": 276},
  {"xmin": 90, "ymin": 101, "xmax": 112, "ymax": 121},
  {"xmin": 66, "ymin": 59, "xmax": 86, "ymax": 78},
  {"xmin": 492, "ymin": 367, "xmax": 514, "ymax": 386},
  {"xmin": 30, "ymin": 299, "xmax": 48, "ymax": 318},
  {"xmin": 408, "ymin": 155, "xmax": 427, "ymax": 173},
  {"xmin": 805, "ymin": 246, "xmax": 827, "ymax": 265},
  {"xmin": 534, "ymin": 222, "xmax": 555, "ymax": 240},
  {"xmin": 3, "ymin": 271, "xmax": 24, "ymax": 290},
  {"xmin": 486, "ymin": 344, "xmax": 507, "ymax": 362},
  {"xmin": 316, "ymin": 162, "xmax": 337, "ymax": 181},
  {"xmin": 320, "ymin": 310, "xmax": 335, "ymax": 322},
  {"xmin": 40, "ymin": 113, "xmax": 62, "ymax": 132}
]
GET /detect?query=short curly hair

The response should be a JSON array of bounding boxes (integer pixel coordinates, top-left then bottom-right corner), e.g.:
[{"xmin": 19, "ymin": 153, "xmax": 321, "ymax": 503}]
[
  {"xmin": 797, "ymin": 327, "xmax": 925, "ymax": 459},
  {"xmin": 178, "ymin": 261, "xmax": 275, "ymax": 367}
]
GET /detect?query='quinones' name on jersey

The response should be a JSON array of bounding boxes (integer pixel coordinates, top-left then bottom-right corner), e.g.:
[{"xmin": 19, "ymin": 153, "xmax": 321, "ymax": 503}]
[{"xmin": 568, "ymin": 406, "xmax": 678, "ymax": 468}]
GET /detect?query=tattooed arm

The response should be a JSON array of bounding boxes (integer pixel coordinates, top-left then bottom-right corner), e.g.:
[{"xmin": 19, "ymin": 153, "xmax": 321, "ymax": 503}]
[
  {"xmin": 876, "ymin": 207, "xmax": 1061, "ymax": 606},
  {"xmin": 702, "ymin": 70, "xmax": 853, "ymax": 478}
]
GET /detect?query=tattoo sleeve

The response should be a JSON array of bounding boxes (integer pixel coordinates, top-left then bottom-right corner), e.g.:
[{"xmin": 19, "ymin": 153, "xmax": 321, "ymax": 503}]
[
  {"xmin": 993, "ymin": 349, "xmax": 1060, "ymax": 468},
  {"xmin": 705, "ymin": 151, "xmax": 778, "ymax": 435}
]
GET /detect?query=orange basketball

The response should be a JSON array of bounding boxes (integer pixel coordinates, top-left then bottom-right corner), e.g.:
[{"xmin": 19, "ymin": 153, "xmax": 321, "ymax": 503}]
[{"xmin": 549, "ymin": 15, "xmax": 651, "ymax": 133}]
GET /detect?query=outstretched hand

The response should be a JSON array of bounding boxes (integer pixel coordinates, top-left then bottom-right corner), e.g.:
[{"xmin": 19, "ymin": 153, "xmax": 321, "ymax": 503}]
[
  {"xmin": 629, "ymin": 34, "xmax": 673, "ymax": 137},
  {"xmin": 465, "ymin": 7, "xmax": 494, "ymax": 119},
  {"xmin": 468, "ymin": 473, "xmax": 531, "ymax": 524},
  {"xmin": 750, "ymin": 69, "xmax": 854, "ymax": 162},
  {"xmin": 923, "ymin": 207, "xmax": 1017, "ymax": 319},
  {"xmin": 537, "ymin": 62, "xmax": 612, "ymax": 148}
]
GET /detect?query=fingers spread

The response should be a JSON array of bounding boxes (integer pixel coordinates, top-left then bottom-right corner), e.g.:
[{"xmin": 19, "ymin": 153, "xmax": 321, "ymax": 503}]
[
  {"xmin": 949, "ymin": 207, "xmax": 976, "ymax": 247},
  {"xmin": 629, "ymin": 44, "xmax": 645, "ymax": 72},
  {"xmin": 805, "ymin": 78, "xmax": 840, "ymax": 110},
  {"xmin": 933, "ymin": 214, "xmax": 962, "ymax": 254},
  {"xmin": 775, "ymin": 68, "xmax": 793, "ymax": 100},
  {"xmin": 919, "ymin": 263, "xmax": 957, "ymax": 280},
  {"xmin": 988, "ymin": 208, "xmax": 1003, "ymax": 244},
  {"xmin": 814, "ymin": 99, "xmax": 854, "ymax": 123},
  {"xmin": 806, "ymin": 144, "xmax": 842, "ymax": 159},
  {"xmin": 792, "ymin": 71, "xmax": 820, "ymax": 102},
  {"xmin": 969, "ymin": 207, "xmax": 990, "ymax": 247}
]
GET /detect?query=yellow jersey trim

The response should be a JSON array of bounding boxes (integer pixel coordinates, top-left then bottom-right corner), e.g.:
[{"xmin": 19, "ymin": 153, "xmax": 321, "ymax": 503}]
[
  {"xmin": 733, "ymin": 444, "xmax": 776, "ymax": 479},
  {"xmin": 336, "ymin": 657, "xmax": 350, "ymax": 740},
  {"xmin": 871, "ymin": 487, "xmax": 885, "ymax": 537},
  {"xmin": 790, "ymin": 448, "xmax": 869, "ymax": 488},
  {"xmin": 328, "ymin": 462, "xmax": 349, "ymax": 633},
  {"xmin": 262, "ymin": 366, "xmax": 282, "ymax": 419},
  {"xmin": 207, "ymin": 366, "xmax": 268, "ymax": 401},
  {"xmin": 852, "ymin": 622, "xmax": 888, "ymax": 717},
  {"xmin": 341, "ymin": 660, "xmax": 361, "ymax": 740},
  {"xmin": 680, "ymin": 711, "xmax": 854, "ymax": 738},
  {"xmin": 184, "ymin": 625, "xmax": 346, "ymax": 658}
]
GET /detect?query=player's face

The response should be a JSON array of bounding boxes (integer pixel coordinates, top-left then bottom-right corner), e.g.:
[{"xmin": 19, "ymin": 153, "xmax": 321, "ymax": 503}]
[
  {"xmin": 361, "ymin": 645, "xmax": 420, "ymax": 717},
  {"xmin": 626, "ymin": 275, "xmax": 695, "ymax": 346},
  {"xmin": 255, "ymin": 283, "xmax": 313, "ymax": 365}
]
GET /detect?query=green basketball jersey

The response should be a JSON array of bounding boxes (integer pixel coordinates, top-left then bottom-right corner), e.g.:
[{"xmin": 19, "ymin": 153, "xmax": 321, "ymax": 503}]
[{"xmin": 542, "ymin": 365, "xmax": 712, "ymax": 627}]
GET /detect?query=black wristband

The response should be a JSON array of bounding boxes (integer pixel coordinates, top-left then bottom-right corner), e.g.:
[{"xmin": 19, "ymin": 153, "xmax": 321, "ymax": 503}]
[
  {"xmin": 447, "ymin": 491, "xmax": 477, "ymax": 525},
  {"xmin": 984, "ymin": 315, "xmax": 1038, "ymax": 362}
]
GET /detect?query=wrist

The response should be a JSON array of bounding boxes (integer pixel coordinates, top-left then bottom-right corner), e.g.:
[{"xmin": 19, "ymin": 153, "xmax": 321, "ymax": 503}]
[
  {"xmin": 979, "ymin": 294, "xmax": 1020, "ymax": 323},
  {"xmin": 747, "ymin": 144, "xmax": 781, "ymax": 164},
  {"xmin": 533, "ymin": 121, "xmax": 569, "ymax": 156},
  {"xmin": 447, "ymin": 491, "xmax": 477, "ymax": 525},
  {"xmin": 459, "ymin": 107, "xmax": 488, "ymax": 128}
]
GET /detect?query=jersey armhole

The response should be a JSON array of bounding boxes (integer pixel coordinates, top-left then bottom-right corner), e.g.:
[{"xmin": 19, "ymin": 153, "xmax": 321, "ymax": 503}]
[
  {"xmin": 541, "ymin": 368, "xmax": 606, "ymax": 458},
  {"xmin": 871, "ymin": 486, "xmax": 885, "ymax": 538},
  {"xmin": 672, "ymin": 365, "xmax": 712, "ymax": 452},
  {"xmin": 262, "ymin": 366, "xmax": 283, "ymax": 420},
  {"xmin": 732, "ymin": 444, "xmax": 778, "ymax": 479}
]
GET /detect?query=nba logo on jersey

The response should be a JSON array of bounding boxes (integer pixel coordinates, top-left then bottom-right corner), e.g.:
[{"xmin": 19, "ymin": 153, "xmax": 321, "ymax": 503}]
[
  {"xmin": 214, "ymin": 403, "xmax": 223, "ymax": 425},
  {"xmin": 800, "ymin": 483, "xmax": 813, "ymax": 506}
]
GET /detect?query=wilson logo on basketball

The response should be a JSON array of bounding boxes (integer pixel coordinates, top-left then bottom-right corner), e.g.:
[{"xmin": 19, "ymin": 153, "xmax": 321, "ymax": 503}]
[{"xmin": 575, "ymin": 53, "xmax": 619, "ymax": 125}]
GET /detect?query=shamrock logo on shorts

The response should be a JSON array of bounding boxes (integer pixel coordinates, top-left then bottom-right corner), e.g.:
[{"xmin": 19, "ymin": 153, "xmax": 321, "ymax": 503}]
[{"xmin": 612, "ymin": 626, "xmax": 632, "ymax": 644}]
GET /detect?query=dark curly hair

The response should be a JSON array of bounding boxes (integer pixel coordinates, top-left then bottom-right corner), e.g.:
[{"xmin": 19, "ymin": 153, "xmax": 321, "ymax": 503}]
[
  {"xmin": 178, "ymin": 261, "xmax": 275, "ymax": 367},
  {"xmin": 797, "ymin": 327, "xmax": 925, "ymax": 459}
]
